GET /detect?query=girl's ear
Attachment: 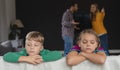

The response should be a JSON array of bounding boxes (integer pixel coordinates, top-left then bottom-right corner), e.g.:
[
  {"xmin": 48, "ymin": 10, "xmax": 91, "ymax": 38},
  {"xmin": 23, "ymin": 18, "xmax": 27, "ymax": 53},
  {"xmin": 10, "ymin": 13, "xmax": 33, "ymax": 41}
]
[
  {"xmin": 98, "ymin": 43, "xmax": 101, "ymax": 48},
  {"xmin": 98, "ymin": 40, "xmax": 101, "ymax": 47},
  {"xmin": 77, "ymin": 41, "xmax": 81, "ymax": 47},
  {"xmin": 96, "ymin": 42, "xmax": 101, "ymax": 50}
]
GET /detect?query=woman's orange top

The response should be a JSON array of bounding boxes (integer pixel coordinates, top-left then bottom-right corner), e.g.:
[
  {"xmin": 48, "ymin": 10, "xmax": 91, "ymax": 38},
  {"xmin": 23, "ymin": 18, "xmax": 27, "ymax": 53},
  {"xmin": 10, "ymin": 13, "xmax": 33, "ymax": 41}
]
[{"xmin": 92, "ymin": 11, "xmax": 107, "ymax": 35}]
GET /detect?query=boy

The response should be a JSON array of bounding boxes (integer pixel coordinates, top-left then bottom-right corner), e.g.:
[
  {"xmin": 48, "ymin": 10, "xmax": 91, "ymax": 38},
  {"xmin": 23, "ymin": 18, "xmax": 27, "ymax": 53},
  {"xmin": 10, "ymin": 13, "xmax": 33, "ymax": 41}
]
[{"xmin": 3, "ymin": 31, "xmax": 62, "ymax": 64}]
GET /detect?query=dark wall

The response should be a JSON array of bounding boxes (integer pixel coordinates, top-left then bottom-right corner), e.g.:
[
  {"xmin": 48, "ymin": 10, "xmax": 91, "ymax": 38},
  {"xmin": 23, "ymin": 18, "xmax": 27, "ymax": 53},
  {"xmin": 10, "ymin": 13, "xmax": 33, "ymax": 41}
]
[{"xmin": 16, "ymin": 0, "xmax": 120, "ymax": 50}]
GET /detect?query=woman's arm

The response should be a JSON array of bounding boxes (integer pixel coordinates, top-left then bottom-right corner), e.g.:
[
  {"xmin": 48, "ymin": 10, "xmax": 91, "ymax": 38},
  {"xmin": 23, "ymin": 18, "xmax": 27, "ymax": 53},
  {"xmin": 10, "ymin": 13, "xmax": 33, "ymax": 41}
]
[
  {"xmin": 66, "ymin": 51, "xmax": 86, "ymax": 66},
  {"xmin": 80, "ymin": 52, "xmax": 106, "ymax": 64},
  {"xmin": 101, "ymin": 8, "xmax": 105, "ymax": 18}
]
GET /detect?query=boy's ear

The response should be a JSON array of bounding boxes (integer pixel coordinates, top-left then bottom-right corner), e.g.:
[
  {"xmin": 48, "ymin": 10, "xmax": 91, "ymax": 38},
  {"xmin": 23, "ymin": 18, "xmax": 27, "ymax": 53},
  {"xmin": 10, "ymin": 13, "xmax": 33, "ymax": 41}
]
[{"xmin": 40, "ymin": 45, "xmax": 44, "ymax": 51}]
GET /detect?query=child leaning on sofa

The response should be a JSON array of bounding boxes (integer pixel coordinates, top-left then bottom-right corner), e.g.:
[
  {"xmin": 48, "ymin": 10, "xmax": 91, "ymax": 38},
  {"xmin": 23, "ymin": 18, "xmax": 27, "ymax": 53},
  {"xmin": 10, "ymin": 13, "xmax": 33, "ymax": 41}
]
[
  {"xmin": 3, "ymin": 31, "xmax": 62, "ymax": 64},
  {"xmin": 66, "ymin": 29, "xmax": 107, "ymax": 66}
]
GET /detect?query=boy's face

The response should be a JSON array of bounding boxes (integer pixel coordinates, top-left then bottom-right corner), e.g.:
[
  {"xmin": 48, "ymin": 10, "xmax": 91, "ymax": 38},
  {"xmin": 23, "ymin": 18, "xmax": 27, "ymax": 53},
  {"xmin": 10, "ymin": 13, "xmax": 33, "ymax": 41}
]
[
  {"xmin": 25, "ymin": 40, "xmax": 43, "ymax": 56},
  {"xmin": 78, "ymin": 33, "xmax": 98, "ymax": 53}
]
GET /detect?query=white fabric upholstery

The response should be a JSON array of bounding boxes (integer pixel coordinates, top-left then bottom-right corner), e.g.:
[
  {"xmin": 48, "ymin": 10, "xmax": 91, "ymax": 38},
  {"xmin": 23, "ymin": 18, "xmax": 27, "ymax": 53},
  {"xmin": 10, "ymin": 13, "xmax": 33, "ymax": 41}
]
[
  {"xmin": 0, "ymin": 56, "xmax": 71, "ymax": 70},
  {"xmin": 72, "ymin": 55, "xmax": 120, "ymax": 70},
  {"xmin": 0, "ymin": 56, "xmax": 120, "ymax": 70}
]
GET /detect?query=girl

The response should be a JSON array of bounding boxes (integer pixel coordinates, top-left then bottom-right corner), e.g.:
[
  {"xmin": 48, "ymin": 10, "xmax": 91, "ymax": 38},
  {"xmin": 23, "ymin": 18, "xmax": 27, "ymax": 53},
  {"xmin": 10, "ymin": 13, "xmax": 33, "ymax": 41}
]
[{"xmin": 66, "ymin": 29, "xmax": 106, "ymax": 66}]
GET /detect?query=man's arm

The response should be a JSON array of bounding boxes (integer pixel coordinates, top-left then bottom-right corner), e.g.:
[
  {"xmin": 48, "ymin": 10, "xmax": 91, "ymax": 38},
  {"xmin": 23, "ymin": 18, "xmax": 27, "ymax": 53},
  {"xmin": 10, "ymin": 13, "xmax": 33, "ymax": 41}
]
[{"xmin": 62, "ymin": 12, "xmax": 79, "ymax": 27}]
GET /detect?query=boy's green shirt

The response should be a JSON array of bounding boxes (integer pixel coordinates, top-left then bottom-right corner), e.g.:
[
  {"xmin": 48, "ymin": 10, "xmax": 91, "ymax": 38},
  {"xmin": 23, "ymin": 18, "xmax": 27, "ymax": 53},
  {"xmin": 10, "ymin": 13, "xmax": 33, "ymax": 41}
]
[{"xmin": 3, "ymin": 48, "xmax": 62, "ymax": 62}]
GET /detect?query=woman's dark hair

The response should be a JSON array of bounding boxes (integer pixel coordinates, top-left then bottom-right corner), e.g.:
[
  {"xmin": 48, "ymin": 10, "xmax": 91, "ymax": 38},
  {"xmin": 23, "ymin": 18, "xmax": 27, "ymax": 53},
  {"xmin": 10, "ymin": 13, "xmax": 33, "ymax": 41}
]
[{"xmin": 90, "ymin": 3, "xmax": 99, "ymax": 21}]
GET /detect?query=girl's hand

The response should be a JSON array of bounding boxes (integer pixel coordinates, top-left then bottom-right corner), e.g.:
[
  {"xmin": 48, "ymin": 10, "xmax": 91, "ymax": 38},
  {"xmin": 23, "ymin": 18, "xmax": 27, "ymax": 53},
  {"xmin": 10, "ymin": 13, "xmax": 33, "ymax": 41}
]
[
  {"xmin": 79, "ymin": 52, "xmax": 92, "ymax": 57},
  {"xmin": 79, "ymin": 52, "xmax": 86, "ymax": 57}
]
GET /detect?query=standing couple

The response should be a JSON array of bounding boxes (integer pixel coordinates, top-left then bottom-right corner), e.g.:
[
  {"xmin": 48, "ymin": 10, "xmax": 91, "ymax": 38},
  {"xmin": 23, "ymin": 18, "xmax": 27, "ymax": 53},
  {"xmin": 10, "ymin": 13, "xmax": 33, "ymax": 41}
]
[{"xmin": 61, "ymin": 1, "xmax": 109, "ymax": 56}]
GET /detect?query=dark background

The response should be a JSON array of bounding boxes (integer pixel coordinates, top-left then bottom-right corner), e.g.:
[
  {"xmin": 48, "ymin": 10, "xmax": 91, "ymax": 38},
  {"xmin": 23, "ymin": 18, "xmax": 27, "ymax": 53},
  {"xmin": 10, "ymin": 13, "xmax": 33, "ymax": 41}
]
[{"xmin": 16, "ymin": 0, "xmax": 119, "ymax": 50}]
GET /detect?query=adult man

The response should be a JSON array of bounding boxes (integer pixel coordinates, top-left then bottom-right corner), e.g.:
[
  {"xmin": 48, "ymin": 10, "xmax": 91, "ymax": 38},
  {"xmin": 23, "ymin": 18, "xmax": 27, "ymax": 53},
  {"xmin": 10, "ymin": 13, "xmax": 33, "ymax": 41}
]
[{"xmin": 61, "ymin": 2, "xmax": 79, "ymax": 56}]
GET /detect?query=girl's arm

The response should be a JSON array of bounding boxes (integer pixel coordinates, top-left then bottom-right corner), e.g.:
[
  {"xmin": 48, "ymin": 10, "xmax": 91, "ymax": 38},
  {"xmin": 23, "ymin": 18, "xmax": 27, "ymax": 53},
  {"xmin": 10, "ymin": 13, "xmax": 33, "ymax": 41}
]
[
  {"xmin": 66, "ymin": 51, "xmax": 86, "ymax": 66},
  {"xmin": 80, "ymin": 52, "xmax": 106, "ymax": 64}
]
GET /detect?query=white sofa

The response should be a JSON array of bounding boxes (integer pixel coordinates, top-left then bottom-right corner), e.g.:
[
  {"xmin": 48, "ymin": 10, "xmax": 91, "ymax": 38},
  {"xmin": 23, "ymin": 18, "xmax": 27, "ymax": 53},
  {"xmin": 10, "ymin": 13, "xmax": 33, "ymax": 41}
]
[
  {"xmin": 0, "ymin": 56, "xmax": 120, "ymax": 70},
  {"xmin": 0, "ymin": 56, "xmax": 71, "ymax": 70}
]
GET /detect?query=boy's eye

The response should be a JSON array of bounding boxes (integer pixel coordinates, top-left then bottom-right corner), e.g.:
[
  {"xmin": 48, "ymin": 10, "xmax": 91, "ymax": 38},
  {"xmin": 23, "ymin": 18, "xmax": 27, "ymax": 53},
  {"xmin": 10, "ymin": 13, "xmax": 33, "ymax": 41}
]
[
  {"xmin": 34, "ymin": 44, "xmax": 39, "ymax": 46},
  {"xmin": 27, "ymin": 44, "xmax": 31, "ymax": 46}
]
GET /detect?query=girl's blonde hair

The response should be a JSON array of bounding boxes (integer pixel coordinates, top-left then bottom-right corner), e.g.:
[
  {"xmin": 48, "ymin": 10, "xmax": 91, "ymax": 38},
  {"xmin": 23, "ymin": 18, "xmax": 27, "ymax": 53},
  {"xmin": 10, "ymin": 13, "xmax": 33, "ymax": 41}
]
[
  {"xmin": 77, "ymin": 29, "xmax": 100, "ymax": 47},
  {"xmin": 26, "ymin": 31, "xmax": 44, "ymax": 44}
]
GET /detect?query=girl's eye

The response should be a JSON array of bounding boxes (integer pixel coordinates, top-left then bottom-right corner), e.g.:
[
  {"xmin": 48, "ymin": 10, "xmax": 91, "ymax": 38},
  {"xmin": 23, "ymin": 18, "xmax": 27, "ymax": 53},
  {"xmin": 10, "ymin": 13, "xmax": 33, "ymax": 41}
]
[
  {"xmin": 82, "ymin": 40, "xmax": 87, "ymax": 44},
  {"xmin": 90, "ymin": 41, "xmax": 95, "ymax": 44}
]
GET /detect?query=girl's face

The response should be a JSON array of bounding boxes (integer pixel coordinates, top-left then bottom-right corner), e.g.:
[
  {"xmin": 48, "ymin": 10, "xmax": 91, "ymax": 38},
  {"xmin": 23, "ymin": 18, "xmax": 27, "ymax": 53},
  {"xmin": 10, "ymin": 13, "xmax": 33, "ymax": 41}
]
[
  {"xmin": 78, "ymin": 33, "xmax": 98, "ymax": 53},
  {"xmin": 25, "ymin": 40, "xmax": 43, "ymax": 56},
  {"xmin": 90, "ymin": 4, "xmax": 97, "ymax": 13}
]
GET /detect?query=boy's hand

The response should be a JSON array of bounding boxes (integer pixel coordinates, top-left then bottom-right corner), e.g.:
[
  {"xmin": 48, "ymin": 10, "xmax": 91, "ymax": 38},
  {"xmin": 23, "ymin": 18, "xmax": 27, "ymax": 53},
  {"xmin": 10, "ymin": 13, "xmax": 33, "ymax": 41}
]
[{"xmin": 18, "ymin": 55, "xmax": 43, "ymax": 64}]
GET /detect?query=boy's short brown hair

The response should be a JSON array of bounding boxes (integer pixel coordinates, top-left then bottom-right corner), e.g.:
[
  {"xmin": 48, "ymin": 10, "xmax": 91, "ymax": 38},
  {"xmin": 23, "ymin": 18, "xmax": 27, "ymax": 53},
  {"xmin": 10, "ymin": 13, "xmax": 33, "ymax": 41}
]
[{"xmin": 25, "ymin": 31, "xmax": 44, "ymax": 44}]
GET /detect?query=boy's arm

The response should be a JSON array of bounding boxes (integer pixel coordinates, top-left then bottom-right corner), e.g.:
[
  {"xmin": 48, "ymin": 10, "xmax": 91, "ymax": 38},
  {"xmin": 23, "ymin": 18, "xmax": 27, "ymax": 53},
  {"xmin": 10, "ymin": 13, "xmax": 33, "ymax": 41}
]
[
  {"xmin": 66, "ymin": 51, "xmax": 86, "ymax": 66},
  {"xmin": 80, "ymin": 52, "xmax": 106, "ymax": 64},
  {"xmin": 18, "ymin": 55, "xmax": 43, "ymax": 64},
  {"xmin": 3, "ymin": 52, "xmax": 24, "ymax": 62},
  {"xmin": 3, "ymin": 49, "xmax": 43, "ymax": 64},
  {"xmin": 41, "ymin": 49, "xmax": 62, "ymax": 62}
]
